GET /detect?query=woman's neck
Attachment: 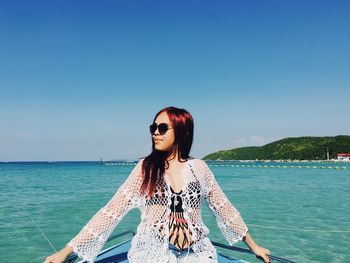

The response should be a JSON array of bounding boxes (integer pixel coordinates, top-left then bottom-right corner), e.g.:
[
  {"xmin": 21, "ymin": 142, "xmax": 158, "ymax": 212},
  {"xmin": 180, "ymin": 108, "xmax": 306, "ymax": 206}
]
[{"xmin": 166, "ymin": 152, "xmax": 187, "ymax": 165}]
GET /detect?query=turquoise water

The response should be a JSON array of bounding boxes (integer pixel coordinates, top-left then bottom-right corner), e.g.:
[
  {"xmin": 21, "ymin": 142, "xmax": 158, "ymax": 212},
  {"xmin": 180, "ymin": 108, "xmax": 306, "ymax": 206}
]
[{"xmin": 0, "ymin": 161, "xmax": 349, "ymax": 263}]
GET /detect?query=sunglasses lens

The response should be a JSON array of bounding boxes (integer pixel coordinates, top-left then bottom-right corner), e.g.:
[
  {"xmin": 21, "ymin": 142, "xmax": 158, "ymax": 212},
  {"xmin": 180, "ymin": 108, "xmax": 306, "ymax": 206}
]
[
  {"xmin": 149, "ymin": 123, "xmax": 170, "ymax": 135},
  {"xmin": 158, "ymin": 123, "xmax": 168, "ymax": 135},
  {"xmin": 150, "ymin": 124, "xmax": 157, "ymax": 134}
]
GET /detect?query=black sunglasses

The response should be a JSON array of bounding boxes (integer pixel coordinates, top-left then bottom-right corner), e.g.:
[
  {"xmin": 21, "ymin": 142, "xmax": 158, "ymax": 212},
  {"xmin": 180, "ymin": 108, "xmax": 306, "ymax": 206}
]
[{"xmin": 149, "ymin": 123, "xmax": 173, "ymax": 135}]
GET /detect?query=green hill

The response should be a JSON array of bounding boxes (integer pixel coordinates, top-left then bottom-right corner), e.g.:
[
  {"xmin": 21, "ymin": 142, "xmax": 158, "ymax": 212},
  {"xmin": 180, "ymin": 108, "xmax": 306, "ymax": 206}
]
[{"xmin": 202, "ymin": 135, "xmax": 350, "ymax": 160}]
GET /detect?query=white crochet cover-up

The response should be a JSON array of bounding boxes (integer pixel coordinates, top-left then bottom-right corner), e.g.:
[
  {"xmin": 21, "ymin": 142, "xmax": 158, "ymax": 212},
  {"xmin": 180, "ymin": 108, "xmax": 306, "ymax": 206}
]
[{"xmin": 66, "ymin": 158, "xmax": 249, "ymax": 263}]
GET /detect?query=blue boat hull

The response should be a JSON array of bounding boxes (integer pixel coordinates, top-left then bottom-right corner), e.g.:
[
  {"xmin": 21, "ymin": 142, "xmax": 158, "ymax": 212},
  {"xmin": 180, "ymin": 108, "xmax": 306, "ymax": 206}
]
[
  {"xmin": 65, "ymin": 231, "xmax": 294, "ymax": 263},
  {"xmin": 76, "ymin": 239, "xmax": 247, "ymax": 263}
]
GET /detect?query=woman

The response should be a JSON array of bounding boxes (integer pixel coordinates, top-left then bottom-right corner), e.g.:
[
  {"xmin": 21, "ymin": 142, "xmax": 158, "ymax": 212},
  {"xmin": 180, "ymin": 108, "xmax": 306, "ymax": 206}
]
[{"xmin": 44, "ymin": 106, "xmax": 271, "ymax": 263}]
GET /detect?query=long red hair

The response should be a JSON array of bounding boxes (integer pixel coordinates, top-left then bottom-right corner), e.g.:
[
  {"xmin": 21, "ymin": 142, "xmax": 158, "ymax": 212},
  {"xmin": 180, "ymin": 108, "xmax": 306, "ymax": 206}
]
[{"xmin": 140, "ymin": 106, "xmax": 194, "ymax": 198}]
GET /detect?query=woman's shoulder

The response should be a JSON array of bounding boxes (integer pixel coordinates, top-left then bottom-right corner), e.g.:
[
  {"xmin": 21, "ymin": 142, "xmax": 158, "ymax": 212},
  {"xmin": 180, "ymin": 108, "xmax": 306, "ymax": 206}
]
[
  {"xmin": 189, "ymin": 157, "xmax": 205, "ymax": 163},
  {"xmin": 189, "ymin": 158, "xmax": 207, "ymax": 168},
  {"xmin": 136, "ymin": 157, "xmax": 146, "ymax": 164},
  {"xmin": 135, "ymin": 157, "xmax": 207, "ymax": 167}
]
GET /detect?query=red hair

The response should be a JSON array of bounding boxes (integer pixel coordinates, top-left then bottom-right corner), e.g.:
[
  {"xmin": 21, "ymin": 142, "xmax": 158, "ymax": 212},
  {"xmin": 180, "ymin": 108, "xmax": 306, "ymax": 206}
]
[{"xmin": 140, "ymin": 106, "xmax": 194, "ymax": 198}]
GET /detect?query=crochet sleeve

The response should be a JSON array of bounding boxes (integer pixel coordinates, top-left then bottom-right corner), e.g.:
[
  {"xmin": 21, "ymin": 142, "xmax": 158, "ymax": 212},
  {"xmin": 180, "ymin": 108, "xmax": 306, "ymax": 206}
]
[
  {"xmin": 200, "ymin": 160, "xmax": 248, "ymax": 246},
  {"xmin": 65, "ymin": 158, "xmax": 144, "ymax": 263}
]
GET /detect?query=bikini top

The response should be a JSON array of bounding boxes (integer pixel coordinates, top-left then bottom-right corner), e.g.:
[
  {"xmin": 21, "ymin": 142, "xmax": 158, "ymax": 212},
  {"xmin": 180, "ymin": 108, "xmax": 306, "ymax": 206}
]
[
  {"xmin": 169, "ymin": 181, "xmax": 201, "ymax": 212},
  {"xmin": 170, "ymin": 186, "xmax": 183, "ymax": 212},
  {"xmin": 169, "ymin": 162, "xmax": 201, "ymax": 212}
]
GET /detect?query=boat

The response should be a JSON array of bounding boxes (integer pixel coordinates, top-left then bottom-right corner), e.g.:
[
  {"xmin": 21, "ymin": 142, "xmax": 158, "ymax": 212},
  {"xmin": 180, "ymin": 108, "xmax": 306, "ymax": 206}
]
[{"xmin": 63, "ymin": 230, "xmax": 295, "ymax": 263}]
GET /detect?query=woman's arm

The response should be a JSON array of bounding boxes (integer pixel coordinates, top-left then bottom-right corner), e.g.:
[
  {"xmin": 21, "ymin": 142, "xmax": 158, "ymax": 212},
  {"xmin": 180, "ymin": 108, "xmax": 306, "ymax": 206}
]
[
  {"xmin": 196, "ymin": 160, "xmax": 248, "ymax": 246},
  {"xmin": 43, "ymin": 245, "xmax": 74, "ymax": 263},
  {"xmin": 44, "ymin": 158, "xmax": 144, "ymax": 263},
  {"xmin": 242, "ymin": 231, "xmax": 257, "ymax": 250},
  {"xmin": 198, "ymin": 160, "xmax": 271, "ymax": 263},
  {"xmin": 198, "ymin": 160, "xmax": 248, "ymax": 245},
  {"xmin": 243, "ymin": 232, "xmax": 271, "ymax": 263},
  {"xmin": 66, "ymin": 159, "xmax": 144, "ymax": 262},
  {"xmin": 62, "ymin": 245, "xmax": 73, "ymax": 257}
]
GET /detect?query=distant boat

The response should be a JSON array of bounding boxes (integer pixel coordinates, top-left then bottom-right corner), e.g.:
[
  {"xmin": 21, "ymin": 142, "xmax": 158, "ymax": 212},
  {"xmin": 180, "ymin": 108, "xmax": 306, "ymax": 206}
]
[{"xmin": 63, "ymin": 230, "xmax": 295, "ymax": 263}]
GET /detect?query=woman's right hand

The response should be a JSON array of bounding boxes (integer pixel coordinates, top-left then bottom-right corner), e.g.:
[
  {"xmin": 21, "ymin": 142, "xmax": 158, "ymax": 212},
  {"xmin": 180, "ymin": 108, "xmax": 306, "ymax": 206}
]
[
  {"xmin": 251, "ymin": 245, "xmax": 271, "ymax": 263},
  {"xmin": 43, "ymin": 250, "xmax": 69, "ymax": 263}
]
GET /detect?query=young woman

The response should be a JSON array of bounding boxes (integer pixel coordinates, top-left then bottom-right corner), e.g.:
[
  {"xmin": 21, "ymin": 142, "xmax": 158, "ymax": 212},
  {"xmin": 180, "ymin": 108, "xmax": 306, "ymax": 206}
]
[{"xmin": 44, "ymin": 106, "xmax": 271, "ymax": 263}]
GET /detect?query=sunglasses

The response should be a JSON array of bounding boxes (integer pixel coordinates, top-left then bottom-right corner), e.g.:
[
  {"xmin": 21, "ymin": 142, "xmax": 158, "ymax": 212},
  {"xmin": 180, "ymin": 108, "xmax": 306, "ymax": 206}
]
[{"xmin": 149, "ymin": 123, "xmax": 173, "ymax": 135}]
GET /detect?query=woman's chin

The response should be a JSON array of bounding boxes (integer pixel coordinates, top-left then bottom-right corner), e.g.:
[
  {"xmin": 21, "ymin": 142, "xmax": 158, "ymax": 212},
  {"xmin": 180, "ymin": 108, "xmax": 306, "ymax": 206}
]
[{"xmin": 155, "ymin": 147, "xmax": 169, "ymax": 152}]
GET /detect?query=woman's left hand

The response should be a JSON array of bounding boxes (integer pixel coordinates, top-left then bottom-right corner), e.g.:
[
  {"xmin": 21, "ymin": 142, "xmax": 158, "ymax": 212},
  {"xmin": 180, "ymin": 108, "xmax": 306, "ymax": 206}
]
[{"xmin": 251, "ymin": 245, "xmax": 271, "ymax": 263}]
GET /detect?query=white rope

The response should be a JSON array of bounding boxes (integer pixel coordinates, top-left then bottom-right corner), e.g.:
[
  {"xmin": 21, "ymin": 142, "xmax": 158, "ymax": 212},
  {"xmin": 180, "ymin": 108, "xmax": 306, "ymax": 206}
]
[
  {"xmin": 18, "ymin": 205, "xmax": 58, "ymax": 252},
  {"xmin": 31, "ymin": 217, "xmax": 57, "ymax": 252},
  {"xmin": 248, "ymin": 223, "xmax": 350, "ymax": 233}
]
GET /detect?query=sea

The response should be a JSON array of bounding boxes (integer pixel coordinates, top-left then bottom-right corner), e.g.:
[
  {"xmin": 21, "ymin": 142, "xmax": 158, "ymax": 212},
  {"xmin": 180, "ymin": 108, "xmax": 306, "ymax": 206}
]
[{"xmin": 0, "ymin": 160, "xmax": 349, "ymax": 263}]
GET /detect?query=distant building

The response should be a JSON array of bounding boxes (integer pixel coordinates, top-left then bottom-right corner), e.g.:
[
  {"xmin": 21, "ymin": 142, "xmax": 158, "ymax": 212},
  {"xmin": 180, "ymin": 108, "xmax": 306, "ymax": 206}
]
[{"xmin": 337, "ymin": 153, "xmax": 350, "ymax": 161}]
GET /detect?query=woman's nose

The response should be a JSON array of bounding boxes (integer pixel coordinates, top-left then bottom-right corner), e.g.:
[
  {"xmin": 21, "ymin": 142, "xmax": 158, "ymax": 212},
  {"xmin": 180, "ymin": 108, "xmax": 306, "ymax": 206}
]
[{"xmin": 153, "ymin": 128, "xmax": 161, "ymax": 135}]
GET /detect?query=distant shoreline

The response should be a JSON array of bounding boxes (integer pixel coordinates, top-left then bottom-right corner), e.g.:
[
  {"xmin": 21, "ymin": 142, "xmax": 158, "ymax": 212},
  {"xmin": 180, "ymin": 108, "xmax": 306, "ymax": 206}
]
[
  {"xmin": 2, "ymin": 159, "xmax": 350, "ymax": 164},
  {"xmin": 203, "ymin": 135, "xmax": 350, "ymax": 161},
  {"xmin": 204, "ymin": 159, "xmax": 350, "ymax": 163}
]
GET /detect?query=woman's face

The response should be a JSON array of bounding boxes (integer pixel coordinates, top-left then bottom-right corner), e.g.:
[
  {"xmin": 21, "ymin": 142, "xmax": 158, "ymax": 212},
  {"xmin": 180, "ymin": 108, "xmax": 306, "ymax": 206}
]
[{"xmin": 152, "ymin": 112, "xmax": 175, "ymax": 152}]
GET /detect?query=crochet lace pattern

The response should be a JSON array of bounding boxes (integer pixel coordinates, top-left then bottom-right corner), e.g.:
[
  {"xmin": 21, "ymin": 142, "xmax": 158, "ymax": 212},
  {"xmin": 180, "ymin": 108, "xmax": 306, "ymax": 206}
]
[{"xmin": 66, "ymin": 158, "xmax": 248, "ymax": 263}]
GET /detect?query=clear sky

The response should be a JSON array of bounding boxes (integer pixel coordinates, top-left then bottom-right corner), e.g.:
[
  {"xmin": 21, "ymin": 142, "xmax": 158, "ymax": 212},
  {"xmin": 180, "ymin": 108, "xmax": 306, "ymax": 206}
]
[{"xmin": 0, "ymin": 0, "xmax": 349, "ymax": 161}]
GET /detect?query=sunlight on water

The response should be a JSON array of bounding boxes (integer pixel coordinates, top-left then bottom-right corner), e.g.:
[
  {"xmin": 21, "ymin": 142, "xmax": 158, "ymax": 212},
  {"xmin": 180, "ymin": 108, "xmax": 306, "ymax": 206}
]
[{"xmin": 0, "ymin": 161, "xmax": 349, "ymax": 262}]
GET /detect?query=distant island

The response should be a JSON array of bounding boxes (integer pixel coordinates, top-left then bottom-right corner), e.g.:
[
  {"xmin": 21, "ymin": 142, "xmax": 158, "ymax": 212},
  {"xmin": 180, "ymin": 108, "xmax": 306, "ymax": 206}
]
[{"xmin": 202, "ymin": 135, "xmax": 350, "ymax": 161}]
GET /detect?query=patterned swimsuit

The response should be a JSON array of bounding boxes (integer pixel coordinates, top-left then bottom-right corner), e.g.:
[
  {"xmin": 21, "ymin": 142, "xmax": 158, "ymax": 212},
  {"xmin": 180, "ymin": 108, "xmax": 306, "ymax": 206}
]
[{"xmin": 168, "ymin": 166, "xmax": 201, "ymax": 250}]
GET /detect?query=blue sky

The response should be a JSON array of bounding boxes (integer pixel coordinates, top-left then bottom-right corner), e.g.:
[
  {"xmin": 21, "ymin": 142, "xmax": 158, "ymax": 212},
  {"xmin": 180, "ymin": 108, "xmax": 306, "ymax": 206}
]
[{"xmin": 0, "ymin": 0, "xmax": 349, "ymax": 161}]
